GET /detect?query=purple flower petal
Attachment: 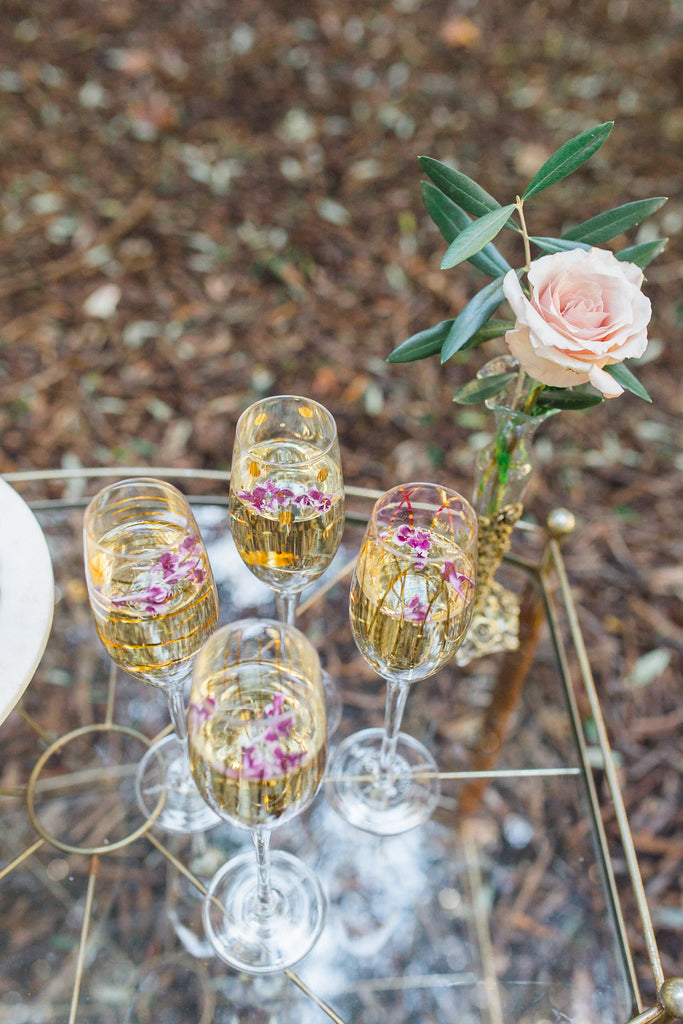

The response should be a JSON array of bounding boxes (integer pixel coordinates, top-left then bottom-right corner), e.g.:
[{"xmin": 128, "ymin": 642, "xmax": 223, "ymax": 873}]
[
  {"xmin": 267, "ymin": 692, "xmax": 286, "ymax": 715},
  {"xmin": 220, "ymin": 689, "xmax": 311, "ymax": 781},
  {"xmin": 405, "ymin": 594, "xmax": 429, "ymax": 622},
  {"xmin": 238, "ymin": 478, "xmax": 336, "ymax": 518},
  {"xmin": 188, "ymin": 695, "xmax": 216, "ymax": 735},
  {"xmin": 412, "ymin": 529, "xmax": 432, "ymax": 555},
  {"xmin": 442, "ymin": 561, "xmax": 474, "ymax": 599},
  {"xmin": 394, "ymin": 523, "xmax": 433, "ymax": 561},
  {"xmin": 159, "ymin": 551, "xmax": 178, "ymax": 576}
]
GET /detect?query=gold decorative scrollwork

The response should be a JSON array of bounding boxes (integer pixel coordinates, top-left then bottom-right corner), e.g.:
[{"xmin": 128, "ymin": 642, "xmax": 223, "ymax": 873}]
[{"xmin": 474, "ymin": 501, "xmax": 524, "ymax": 615}]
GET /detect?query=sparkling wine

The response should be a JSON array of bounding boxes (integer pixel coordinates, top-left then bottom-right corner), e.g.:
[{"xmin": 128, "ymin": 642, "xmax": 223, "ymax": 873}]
[
  {"xmin": 188, "ymin": 663, "xmax": 327, "ymax": 829},
  {"xmin": 229, "ymin": 440, "xmax": 344, "ymax": 592},
  {"xmin": 349, "ymin": 527, "xmax": 475, "ymax": 684},
  {"xmin": 87, "ymin": 520, "xmax": 218, "ymax": 689}
]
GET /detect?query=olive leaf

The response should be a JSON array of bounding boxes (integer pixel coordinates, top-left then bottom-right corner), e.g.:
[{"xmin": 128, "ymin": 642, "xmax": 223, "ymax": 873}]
[
  {"xmin": 563, "ymin": 197, "xmax": 668, "ymax": 245},
  {"xmin": 604, "ymin": 363, "xmax": 652, "ymax": 402},
  {"xmin": 422, "ymin": 182, "xmax": 511, "ymax": 278},
  {"xmin": 616, "ymin": 238, "xmax": 669, "ymax": 268},
  {"xmin": 522, "ymin": 121, "xmax": 614, "ymax": 200},
  {"xmin": 387, "ymin": 318, "xmax": 454, "ymax": 364},
  {"xmin": 440, "ymin": 275, "xmax": 511, "ymax": 363},
  {"xmin": 418, "ymin": 157, "xmax": 502, "ymax": 220},
  {"xmin": 535, "ymin": 387, "xmax": 604, "ymax": 410},
  {"xmin": 393, "ymin": 122, "xmax": 665, "ymax": 421},
  {"xmin": 462, "ymin": 319, "xmax": 515, "ymax": 346},
  {"xmin": 452, "ymin": 371, "xmax": 518, "ymax": 405},
  {"xmin": 530, "ymin": 236, "xmax": 591, "ymax": 255},
  {"xmin": 441, "ymin": 205, "xmax": 517, "ymax": 271}
]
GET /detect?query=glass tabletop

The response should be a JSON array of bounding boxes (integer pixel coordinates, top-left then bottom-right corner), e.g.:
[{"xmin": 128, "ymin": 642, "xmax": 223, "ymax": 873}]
[{"xmin": 0, "ymin": 480, "xmax": 638, "ymax": 1023}]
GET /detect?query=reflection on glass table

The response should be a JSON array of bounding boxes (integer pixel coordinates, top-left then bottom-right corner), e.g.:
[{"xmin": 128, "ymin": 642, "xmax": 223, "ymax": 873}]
[{"xmin": 0, "ymin": 480, "xmax": 657, "ymax": 1024}]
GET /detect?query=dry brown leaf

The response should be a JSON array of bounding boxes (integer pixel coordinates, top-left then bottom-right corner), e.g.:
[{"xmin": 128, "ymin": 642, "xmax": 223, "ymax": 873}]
[{"xmin": 439, "ymin": 16, "xmax": 481, "ymax": 49}]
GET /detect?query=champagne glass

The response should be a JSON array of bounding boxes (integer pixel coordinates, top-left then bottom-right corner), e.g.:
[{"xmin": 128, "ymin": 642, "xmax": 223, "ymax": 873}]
[
  {"xmin": 326, "ymin": 482, "xmax": 477, "ymax": 836},
  {"xmin": 229, "ymin": 395, "xmax": 345, "ymax": 733},
  {"xmin": 188, "ymin": 618, "xmax": 328, "ymax": 973},
  {"xmin": 84, "ymin": 477, "xmax": 221, "ymax": 834}
]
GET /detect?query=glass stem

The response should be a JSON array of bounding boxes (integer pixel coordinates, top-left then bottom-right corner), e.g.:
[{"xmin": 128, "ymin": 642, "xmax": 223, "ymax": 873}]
[
  {"xmin": 166, "ymin": 685, "xmax": 189, "ymax": 757},
  {"xmin": 252, "ymin": 828, "xmax": 273, "ymax": 919},
  {"xmin": 275, "ymin": 591, "xmax": 300, "ymax": 627},
  {"xmin": 378, "ymin": 679, "xmax": 409, "ymax": 790}
]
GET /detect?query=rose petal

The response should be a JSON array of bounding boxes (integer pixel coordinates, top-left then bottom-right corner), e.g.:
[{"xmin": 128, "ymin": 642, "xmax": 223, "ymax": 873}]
[
  {"xmin": 588, "ymin": 362, "xmax": 624, "ymax": 397},
  {"xmin": 505, "ymin": 327, "xmax": 591, "ymax": 387},
  {"xmin": 503, "ymin": 247, "xmax": 651, "ymax": 390}
]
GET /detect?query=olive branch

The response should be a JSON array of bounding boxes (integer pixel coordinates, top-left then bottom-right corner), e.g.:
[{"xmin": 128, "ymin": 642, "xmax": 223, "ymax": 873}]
[{"xmin": 388, "ymin": 121, "xmax": 668, "ymax": 413}]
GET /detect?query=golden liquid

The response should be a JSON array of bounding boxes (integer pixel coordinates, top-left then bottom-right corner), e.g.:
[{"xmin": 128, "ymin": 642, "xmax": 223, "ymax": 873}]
[
  {"xmin": 229, "ymin": 441, "xmax": 344, "ymax": 592},
  {"xmin": 87, "ymin": 521, "xmax": 218, "ymax": 690},
  {"xmin": 189, "ymin": 664, "xmax": 327, "ymax": 830},
  {"xmin": 349, "ymin": 528, "xmax": 475, "ymax": 684}
]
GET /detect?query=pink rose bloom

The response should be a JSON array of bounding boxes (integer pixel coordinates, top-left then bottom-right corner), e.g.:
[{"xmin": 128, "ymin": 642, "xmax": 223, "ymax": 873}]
[{"xmin": 502, "ymin": 247, "xmax": 651, "ymax": 397}]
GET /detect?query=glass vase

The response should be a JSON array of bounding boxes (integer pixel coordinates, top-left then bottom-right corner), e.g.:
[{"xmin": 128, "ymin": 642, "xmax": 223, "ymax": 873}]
[{"xmin": 458, "ymin": 354, "xmax": 554, "ymax": 664}]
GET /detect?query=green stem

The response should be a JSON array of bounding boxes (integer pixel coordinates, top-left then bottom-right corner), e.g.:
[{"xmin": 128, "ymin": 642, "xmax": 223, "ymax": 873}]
[
  {"xmin": 477, "ymin": 429, "xmax": 516, "ymax": 518},
  {"xmin": 515, "ymin": 195, "xmax": 531, "ymax": 273},
  {"xmin": 475, "ymin": 200, "xmax": 540, "ymax": 519},
  {"xmin": 477, "ymin": 373, "xmax": 527, "ymax": 518},
  {"xmin": 523, "ymin": 382, "xmax": 546, "ymax": 415},
  {"xmin": 510, "ymin": 366, "xmax": 527, "ymax": 412}
]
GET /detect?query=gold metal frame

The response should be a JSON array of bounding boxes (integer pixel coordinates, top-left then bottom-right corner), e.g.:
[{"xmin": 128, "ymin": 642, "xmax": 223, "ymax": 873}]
[
  {"xmin": 501, "ymin": 508, "xmax": 682, "ymax": 1024},
  {"xmin": 25, "ymin": 722, "xmax": 166, "ymax": 855}
]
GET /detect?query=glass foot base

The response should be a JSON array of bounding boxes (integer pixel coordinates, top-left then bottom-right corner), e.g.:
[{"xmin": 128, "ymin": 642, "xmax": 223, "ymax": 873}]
[
  {"xmin": 203, "ymin": 850, "xmax": 326, "ymax": 974},
  {"xmin": 136, "ymin": 733, "xmax": 222, "ymax": 835},
  {"xmin": 325, "ymin": 727, "xmax": 440, "ymax": 836}
]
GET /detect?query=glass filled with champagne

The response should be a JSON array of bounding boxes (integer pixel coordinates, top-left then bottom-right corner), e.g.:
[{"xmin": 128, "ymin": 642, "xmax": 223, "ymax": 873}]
[
  {"xmin": 188, "ymin": 618, "xmax": 327, "ymax": 973},
  {"xmin": 326, "ymin": 482, "xmax": 477, "ymax": 836},
  {"xmin": 84, "ymin": 477, "xmax": 221, "ymax": 834},
  {"xmin": 229, "ymin": 395, "xmax": 345, "ymax": 734}
]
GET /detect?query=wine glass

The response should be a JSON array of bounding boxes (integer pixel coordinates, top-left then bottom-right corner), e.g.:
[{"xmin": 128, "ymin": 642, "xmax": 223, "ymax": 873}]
[
  {"xmin": 83, "ymin": 477, "xmax": 221, "ymax": 834},
  {"xmin": 229, "ymin": 395, "xmax": 345, "ymax": 733},
  {"xmin": 188, "ymin": 618, "xmax": 328, "ymax": 973},
  {"xmin": 326, "ymin": 482, "xmax": 477, "ymax": 836}
]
